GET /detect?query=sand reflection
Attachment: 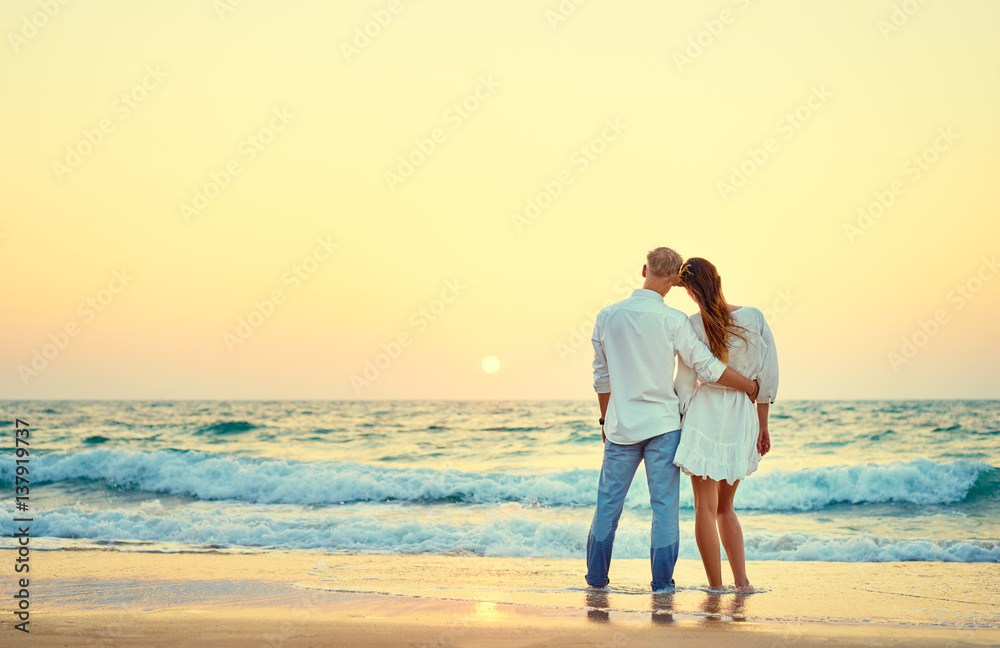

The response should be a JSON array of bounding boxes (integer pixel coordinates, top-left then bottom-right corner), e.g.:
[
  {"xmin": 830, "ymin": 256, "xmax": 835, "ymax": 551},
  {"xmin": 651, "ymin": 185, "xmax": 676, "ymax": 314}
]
[
  {"xmin": 585, "ymin": 589, "xmax": 610, "ymax": 623},
  {"xmin": 700, "ymin": 589, "xmax": 751, "ymax": 623}
]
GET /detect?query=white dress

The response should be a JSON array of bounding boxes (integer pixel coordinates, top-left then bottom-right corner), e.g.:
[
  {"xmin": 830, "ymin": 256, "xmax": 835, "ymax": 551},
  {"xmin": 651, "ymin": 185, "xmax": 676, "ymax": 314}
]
[{"xmin": 672, "ymin": 306, "xmax": 779, "ymax": 484}]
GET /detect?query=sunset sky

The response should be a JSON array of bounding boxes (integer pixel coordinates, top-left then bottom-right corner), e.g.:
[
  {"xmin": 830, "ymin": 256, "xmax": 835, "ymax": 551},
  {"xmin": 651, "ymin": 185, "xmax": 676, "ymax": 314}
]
[{"xmin": 3, "ymin": 0, "xmax": 998, "ymax": 400}]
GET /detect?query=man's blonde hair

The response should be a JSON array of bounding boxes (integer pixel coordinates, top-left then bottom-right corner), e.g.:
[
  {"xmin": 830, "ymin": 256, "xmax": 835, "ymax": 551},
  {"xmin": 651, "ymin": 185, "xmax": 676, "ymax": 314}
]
[{"xmin": 646, "ymin": 247, "xmax": 683, "ymax": 278}]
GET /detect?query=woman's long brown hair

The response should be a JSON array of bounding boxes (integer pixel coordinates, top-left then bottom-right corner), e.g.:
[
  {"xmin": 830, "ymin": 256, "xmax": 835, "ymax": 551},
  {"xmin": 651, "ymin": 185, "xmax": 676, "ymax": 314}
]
[{"xmin": 678, "ymin": 257, "xmax": 748, "ymax": 364}]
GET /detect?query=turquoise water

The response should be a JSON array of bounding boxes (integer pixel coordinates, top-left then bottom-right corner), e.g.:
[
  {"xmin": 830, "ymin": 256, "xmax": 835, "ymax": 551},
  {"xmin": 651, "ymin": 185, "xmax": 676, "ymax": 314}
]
[{"xmin": 1, "ymin": 400, "xmax": 997, "ymax": 561}]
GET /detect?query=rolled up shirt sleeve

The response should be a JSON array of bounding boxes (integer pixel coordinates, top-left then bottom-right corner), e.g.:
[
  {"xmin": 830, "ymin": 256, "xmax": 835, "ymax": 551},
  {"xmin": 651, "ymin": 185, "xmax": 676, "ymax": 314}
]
[
  {"xmin": 592, "ymin": 311, "xmax": 611, "ymax": 393},
  {"xmin": 674, "ymin": 318, "xmax": 726, "ymax": 383},
  {"xmin": 756, "ymin": 310, "xmax": 779, "ymax": 404}
]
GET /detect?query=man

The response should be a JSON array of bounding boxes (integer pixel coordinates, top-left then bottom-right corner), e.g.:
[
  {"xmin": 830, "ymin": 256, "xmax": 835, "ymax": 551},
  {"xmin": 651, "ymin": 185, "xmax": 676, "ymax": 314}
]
[{"xmin": 587, "ymin": 247, "xmax": 759, "ymax": 591}]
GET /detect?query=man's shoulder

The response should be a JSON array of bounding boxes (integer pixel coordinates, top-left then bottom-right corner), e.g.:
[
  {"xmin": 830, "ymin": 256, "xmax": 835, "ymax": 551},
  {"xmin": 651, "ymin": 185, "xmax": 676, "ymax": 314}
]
[
  {"xmin": 596, "ymin": 297, "xmax": 625, "ymax": 319},
  {"xmin": 599, "ymin": 293, "xmax": 640, "ymax": 315},
  {"xmin": 659, "ymin": 302, "xmax": 692, "ymax": 323},
  {"xmin": 604, "ymin": 296, "xmax": 689, "ymax": 322}
]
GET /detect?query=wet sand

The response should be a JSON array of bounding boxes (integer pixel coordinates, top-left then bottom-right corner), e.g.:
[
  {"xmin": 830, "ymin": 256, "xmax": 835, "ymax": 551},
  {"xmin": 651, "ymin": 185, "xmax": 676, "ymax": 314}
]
[{"xmin": 6, "ymin": 549, "xmax": 999, "ymax": 647}]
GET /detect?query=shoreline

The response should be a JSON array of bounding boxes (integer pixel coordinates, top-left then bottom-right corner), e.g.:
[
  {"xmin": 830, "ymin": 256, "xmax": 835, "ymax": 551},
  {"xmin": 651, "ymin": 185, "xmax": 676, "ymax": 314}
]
[{"xmin": 3, "ymin": 549, "xmax": 998, "ymax": 647}]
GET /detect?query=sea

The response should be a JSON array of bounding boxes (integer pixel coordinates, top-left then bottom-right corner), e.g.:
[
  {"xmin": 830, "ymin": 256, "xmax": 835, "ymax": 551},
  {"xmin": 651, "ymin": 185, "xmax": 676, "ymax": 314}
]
[{"xmin": 1, "ymin": 400, "xmax": 998, "ymax": 564}]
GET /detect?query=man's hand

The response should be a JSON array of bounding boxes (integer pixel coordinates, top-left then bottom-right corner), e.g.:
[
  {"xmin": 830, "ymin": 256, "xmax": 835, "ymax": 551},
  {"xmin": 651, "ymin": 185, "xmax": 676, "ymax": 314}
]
[
  {"xmin": 601, "ymin": 427, "xmax": 606, "ymax": 444},
  {"xmin": 715, "ymin": 368, "xmax": 759, "ymax": 403},
  {"xmin": 757, "ymin": 424, "xmax": 771, "ymax": 456}
]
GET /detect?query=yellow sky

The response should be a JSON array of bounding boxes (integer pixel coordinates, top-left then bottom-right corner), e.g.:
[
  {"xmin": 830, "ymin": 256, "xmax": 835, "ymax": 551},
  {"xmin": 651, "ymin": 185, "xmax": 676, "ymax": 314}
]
[{"xmin": 2, "ymin": 0, "xmax": 999, "ymax": 399}]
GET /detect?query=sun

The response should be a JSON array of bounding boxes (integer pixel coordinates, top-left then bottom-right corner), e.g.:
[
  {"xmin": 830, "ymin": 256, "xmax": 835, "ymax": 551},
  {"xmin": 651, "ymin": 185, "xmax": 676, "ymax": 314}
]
[{"xmin": 481, "ymin": 356, "xmax": 501, "ymax": 373}]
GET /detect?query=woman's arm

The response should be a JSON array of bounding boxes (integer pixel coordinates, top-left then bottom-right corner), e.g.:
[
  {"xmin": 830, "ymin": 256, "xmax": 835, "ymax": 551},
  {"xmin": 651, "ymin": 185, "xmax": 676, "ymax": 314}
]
[
  {"xmin": 756, "ymin": 309, "xmax": 779, "ymax": 404},
  {"xmin": 756, "ymin": 403, "xmax": 771, "ymax": 456}
]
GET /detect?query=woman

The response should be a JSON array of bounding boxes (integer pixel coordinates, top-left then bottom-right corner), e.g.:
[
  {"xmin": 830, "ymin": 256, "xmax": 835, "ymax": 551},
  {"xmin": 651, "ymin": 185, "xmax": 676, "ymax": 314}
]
[{"xmin": 672, "ymin": 257, "xmax": 779, "ymax": 590}]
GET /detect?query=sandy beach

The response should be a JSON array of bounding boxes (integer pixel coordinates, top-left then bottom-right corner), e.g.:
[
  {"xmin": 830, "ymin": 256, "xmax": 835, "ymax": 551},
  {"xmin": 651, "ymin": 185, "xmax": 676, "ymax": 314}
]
[{"xmin": 5, "ymin": 549, "xmax": 998, "ymax": 647}]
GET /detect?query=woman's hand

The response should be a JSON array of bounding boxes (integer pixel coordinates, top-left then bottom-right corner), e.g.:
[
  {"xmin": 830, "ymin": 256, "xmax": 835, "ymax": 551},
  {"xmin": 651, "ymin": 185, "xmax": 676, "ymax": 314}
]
[{"xmin": 757, "ymin": 425, "xmax": 771, "ymax": 457}]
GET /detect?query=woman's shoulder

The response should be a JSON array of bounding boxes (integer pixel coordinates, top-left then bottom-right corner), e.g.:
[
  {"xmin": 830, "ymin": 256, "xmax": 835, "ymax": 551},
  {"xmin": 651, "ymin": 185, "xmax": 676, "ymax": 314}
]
[
  {"xmin": 685, "ymin": 311, "xmax": 706, "ymax": 336},
  {"xmin": 733, "ymin": 306, "xmax": 768, "ymax": 340},
  {"xmin": 735, "ymin": 305, "xmax": 766, "ymax": 322}
]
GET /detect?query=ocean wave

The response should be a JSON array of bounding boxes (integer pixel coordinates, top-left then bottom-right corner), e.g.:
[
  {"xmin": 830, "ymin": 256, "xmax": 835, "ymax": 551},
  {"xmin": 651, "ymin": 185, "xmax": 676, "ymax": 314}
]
[
  {"xmin": 743, "ymin": 460, "xmax": 994, "ymax": 510},
  {"xmin": 0, "ymin": 450, "xmax": 992, "ymax": 512},
  {"xmin": 195, "ymin": 421, "xmax": 258, "ymax": 435},
  {"xmin": 744, "ymin": 532, "xmax": 1000, "ymax": 562},
  {"xmin": 1, "ymin": 507, "xmax": 996, "ymax": 563}
]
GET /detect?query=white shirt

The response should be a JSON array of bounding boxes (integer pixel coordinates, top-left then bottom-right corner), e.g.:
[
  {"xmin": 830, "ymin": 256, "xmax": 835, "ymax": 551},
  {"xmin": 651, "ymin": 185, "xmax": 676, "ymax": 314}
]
[{"xmin": 592, "ymin": 289, "xmax": 727, "ymax": 445}]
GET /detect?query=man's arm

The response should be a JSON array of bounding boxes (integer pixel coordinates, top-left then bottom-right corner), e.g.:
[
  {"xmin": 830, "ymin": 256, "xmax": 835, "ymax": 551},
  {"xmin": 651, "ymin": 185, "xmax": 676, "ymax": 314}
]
[
  {"xmin": 716, "ymin": 368, "xmax": 760, "ymax": 402},
  {"xmin": 592, "ymin": 312, "xmax": 612, "ymax": 442},
  {"xmin": 597, "ymin": 391, "xmax": 610, "ymax": 443},
  {"xmin": 675, "ymin": 318, "xmax": 758, "ymax": 401}
]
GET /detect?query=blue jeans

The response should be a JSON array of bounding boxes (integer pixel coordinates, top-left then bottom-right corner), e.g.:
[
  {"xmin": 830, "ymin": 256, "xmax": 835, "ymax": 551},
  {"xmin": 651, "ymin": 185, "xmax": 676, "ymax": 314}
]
[{"xmin": 585, "ymin": 430, "xmax": 681, "ymax": 591}]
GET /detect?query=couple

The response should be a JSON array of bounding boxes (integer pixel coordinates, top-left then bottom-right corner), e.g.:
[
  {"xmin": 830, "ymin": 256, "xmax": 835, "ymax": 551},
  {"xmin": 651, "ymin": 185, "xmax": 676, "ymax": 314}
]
[{"xmin": 586, "ymin": 247, "xmax": 779, "ymax": 592}]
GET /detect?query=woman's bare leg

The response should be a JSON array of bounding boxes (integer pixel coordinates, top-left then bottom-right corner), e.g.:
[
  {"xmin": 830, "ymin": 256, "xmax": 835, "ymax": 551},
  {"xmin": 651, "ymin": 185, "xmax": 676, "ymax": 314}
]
[
  {"xmin": 690, "ymin": 476, "xmax": 723, "ymax": 589},
  {"xmin": 716, "ymin": 479, "xmax": 749, "ymax": 588}
]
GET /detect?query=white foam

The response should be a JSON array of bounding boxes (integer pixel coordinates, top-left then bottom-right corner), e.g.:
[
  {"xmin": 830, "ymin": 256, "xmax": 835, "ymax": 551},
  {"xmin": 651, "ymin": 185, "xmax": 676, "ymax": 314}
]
[
  {"xmin": 1, "ymin": 506, "xmax": 995, "ymax": 562},
  {"xmin": 0, "ymin": 450, "xmax": 991, "ymax": 512}
]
